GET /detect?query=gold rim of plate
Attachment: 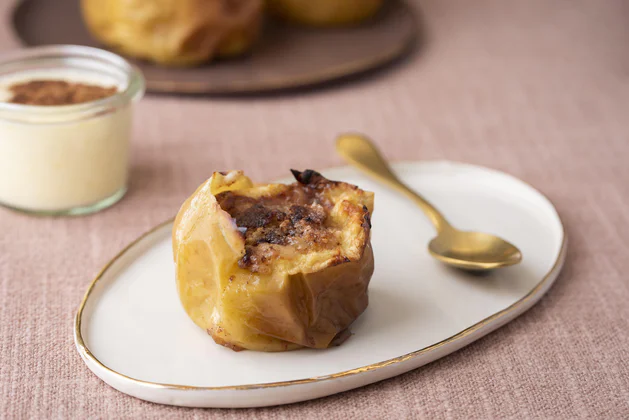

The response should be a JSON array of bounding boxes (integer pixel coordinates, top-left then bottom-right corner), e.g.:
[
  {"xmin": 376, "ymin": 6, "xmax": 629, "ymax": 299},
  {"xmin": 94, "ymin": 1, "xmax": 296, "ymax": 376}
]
[{"xmin": 74, "ymin": 163, "xmax": 567, "ymax": 391}]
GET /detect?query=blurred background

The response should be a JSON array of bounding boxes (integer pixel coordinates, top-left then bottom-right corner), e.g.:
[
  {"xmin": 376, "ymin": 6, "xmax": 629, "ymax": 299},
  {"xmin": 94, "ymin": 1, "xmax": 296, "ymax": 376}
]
[{"xmin": 1, "ymin": 0, "xmax": 628, "ymax": 418}]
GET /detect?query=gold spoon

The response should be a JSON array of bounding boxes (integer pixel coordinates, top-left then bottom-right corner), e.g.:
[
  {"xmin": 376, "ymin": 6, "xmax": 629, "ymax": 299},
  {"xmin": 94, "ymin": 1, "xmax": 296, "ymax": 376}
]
[{"xmin": 336, "ymin": 133, "xmax": 522, "ymax": 271}]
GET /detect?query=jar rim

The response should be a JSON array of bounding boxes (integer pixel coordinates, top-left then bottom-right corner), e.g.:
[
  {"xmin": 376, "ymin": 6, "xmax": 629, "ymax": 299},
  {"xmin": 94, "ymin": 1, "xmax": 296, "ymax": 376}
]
[{"xmin": 0, "ymin": 45, "xmax": 145, "ymax": 123}]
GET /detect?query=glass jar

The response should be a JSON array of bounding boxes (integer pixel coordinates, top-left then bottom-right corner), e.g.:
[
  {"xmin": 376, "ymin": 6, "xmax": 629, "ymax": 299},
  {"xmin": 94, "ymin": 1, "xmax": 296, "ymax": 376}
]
[{"xmin": 0, "ymin": 45, "xmax": 145, "ymax": 216}]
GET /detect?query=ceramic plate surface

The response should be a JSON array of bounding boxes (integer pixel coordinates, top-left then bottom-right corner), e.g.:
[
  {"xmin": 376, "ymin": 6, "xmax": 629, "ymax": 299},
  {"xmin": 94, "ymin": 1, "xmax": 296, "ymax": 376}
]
[{"xmin": 75, "ymin": 162, "xmax": 566, "ymax": 408}]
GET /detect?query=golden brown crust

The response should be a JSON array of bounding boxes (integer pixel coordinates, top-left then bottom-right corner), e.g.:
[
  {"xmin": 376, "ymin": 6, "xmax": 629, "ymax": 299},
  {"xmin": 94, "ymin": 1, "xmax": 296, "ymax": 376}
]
[{"xmin": 216, "ymin": 170, "xmax": 352, "ymax": 274}]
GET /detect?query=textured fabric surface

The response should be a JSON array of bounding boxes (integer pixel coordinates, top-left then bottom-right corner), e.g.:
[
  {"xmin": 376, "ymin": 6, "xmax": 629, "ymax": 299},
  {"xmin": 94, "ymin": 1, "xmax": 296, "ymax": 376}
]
[{"xmin": 1, "ymin": 0, "xmax": 628, "ymax": 418}]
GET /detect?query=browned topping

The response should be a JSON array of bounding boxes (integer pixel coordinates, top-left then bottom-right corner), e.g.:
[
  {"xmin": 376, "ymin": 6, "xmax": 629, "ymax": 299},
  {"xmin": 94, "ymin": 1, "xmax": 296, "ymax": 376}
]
[
  {"xmin": 216, "ymin": 170, "xmax": 343, "ymax": 273},
  {"xmin": 8, "ymin": 80, "xmax": 117, "ymax": 106}
]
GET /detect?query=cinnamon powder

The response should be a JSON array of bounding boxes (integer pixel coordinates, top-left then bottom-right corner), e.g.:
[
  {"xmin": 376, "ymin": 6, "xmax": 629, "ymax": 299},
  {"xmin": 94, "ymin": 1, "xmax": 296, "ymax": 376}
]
[{"xmin": 8, "ymin": 80, "xmax": 117, "ymax": 106}]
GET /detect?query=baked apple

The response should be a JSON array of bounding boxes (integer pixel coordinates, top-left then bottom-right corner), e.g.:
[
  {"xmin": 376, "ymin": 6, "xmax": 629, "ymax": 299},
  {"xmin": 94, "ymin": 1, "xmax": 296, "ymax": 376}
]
[
  {"xmin": 266, "ymin": 0, "xmax": 385, "ymax": 27},
  {"xmin": 81, "ymin": 0, "xmax": 264, "ymax": 66},
  {"xmin": 172, "ymin": 170, "xmax": 374, "ymax": 351}
]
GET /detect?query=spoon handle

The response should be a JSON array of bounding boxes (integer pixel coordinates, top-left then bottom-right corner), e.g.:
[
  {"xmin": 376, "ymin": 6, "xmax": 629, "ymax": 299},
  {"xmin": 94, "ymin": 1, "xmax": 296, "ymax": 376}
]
[{"xmin": 336, "ymin": 133, "xmax": 450, "ymax": 233}]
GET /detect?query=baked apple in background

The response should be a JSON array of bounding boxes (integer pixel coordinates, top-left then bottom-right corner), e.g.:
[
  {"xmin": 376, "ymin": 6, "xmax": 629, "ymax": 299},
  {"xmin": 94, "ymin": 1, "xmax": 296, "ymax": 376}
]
[
  {"xmin": 172, "ymin": 170, "xmax": 374, "ymax": 351},
  {"xmin": 81, "ymin": 0, "xmax": 264, "ymax": 66},
  {"xmin": 266, "ymin": 0, "xmax": 385, "ymax": 27}
]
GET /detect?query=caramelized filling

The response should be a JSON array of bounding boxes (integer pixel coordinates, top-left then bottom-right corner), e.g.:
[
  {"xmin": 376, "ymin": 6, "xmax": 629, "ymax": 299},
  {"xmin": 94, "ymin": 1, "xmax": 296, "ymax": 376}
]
[{"xmin": 216, "ymin": 170, "xmax": 344, "ymax": 273}]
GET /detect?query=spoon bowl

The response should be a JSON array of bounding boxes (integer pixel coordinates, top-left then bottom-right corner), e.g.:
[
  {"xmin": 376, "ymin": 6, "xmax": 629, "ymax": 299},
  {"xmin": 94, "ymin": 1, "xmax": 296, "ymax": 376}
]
[
  {"xmin": 428, "ymin": 229, "xmax": 522, "ymax": 271},
  {"xmin": 336, "ymin": 133, "xmax": 523, "ymax": 271}
]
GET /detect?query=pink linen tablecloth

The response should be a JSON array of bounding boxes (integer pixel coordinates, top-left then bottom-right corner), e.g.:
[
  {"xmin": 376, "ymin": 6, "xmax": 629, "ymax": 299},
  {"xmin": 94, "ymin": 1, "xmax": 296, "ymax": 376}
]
[{"xmin": 1, "ymin": 0, "xmax": 628, "ymax": 418}]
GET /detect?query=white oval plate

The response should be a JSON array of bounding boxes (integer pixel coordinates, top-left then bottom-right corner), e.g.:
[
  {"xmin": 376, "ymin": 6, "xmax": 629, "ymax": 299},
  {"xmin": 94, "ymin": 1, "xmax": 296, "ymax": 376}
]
[{"xmin": 75, "ymin": 161, "xmax": 566, "ymax": 408}]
